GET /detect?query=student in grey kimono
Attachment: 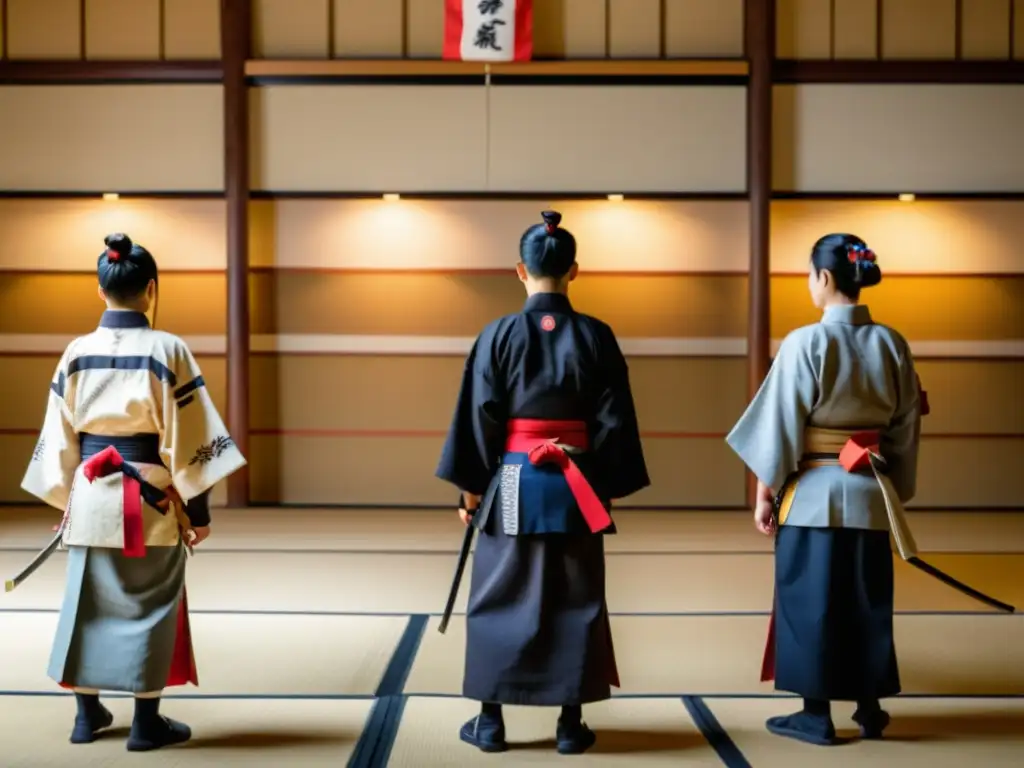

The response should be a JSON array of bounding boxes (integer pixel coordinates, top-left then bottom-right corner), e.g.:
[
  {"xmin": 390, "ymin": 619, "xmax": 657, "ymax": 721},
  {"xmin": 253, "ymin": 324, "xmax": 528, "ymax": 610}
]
[
  {"xmin": 726, "ymin": 233, "xmax": 922, "ymax": 746},
  {"xmin": 437, "ymin": 211, "xmax": 650, "ymax": 755},
  {"xmin": 20, "ymin": 233, "xmax": 247, "ymax": 751}
]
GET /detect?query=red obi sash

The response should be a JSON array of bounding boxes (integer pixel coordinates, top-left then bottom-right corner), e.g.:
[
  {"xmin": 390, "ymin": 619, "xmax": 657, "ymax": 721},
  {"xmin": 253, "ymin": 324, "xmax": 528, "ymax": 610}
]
[
  {"xmin": 504, "ymin": 419, "xmax": 613, "ymax": 534},
  {"xmin": 81, "ymin": 445, "xmax": 147, "ymax": 558}
]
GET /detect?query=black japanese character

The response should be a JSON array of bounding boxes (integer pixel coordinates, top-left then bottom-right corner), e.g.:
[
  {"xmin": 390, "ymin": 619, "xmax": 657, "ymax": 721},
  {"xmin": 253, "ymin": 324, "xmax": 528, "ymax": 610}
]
[
  {"xmin": 32, "ymin": 437, "xmax": 46, "ymax": 462},
  {"xmin": 474, "ymin": 19, "xmax": 506, "ymax": 52},
  {"xmin": 188, "ymin": 436, "xmax": 234, "ymax": 467},
  {"xmin": 478, "ymin": 0, "xmax": 503, "ymax": 14}
]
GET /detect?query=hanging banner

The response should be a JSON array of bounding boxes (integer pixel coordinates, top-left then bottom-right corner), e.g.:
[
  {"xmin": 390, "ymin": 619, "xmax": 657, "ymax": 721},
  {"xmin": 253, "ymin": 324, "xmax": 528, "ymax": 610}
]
[{"xmin": 443, "ymin": 0, "xmax": 533, "ymax": 62}]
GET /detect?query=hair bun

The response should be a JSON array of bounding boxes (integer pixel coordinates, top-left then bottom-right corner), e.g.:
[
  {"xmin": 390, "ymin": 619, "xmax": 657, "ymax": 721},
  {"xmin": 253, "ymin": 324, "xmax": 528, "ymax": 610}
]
[
  {"xmin": 540, "ymin": 210, "xmax": 562, "ymax": 232},
  {"xmin": 104, "ymin": 233, "xmax": 134, "ymax": 259},
  {"xmin": 855, "ymin": 260, "xmax": 882, "ymax": 288}
]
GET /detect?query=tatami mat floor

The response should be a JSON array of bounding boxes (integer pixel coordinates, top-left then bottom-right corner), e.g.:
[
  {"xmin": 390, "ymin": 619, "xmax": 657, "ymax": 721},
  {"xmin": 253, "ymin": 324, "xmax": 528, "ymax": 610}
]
[{"xmin": 1, "ymin": 507, "xmax": 1022, "ymax": 766}]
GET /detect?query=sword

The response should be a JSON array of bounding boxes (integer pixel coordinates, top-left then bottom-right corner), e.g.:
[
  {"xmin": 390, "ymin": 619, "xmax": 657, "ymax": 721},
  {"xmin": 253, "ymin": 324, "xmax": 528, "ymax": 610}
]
[
  {"xmin": 907, "ymin": 557, "xmax": 1015, "ymax": 613},
  {"xmin": 438, "ymin": 521, "xmax": 475, "ymax": 635},
  {"xmin": 5, "ymin": 525, "xmax": 65, "ymax": 593}
]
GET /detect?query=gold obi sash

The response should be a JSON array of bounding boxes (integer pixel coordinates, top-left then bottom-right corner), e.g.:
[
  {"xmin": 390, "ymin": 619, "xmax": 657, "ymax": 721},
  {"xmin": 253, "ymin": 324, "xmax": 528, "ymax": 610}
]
[{"xmin": 777, "ymin": 426, "xmax": 918, "ymax": 560}]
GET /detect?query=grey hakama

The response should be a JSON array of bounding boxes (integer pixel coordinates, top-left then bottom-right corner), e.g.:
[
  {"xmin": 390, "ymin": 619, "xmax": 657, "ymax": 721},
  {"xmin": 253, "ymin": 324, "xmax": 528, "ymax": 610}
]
[
  {"xmin": 463, "ymin": 516, "xmax": 617, "ymax": 707},
  {"xmin": 48, "ymin": 543, "xmax": 187, "ymax": 693}
]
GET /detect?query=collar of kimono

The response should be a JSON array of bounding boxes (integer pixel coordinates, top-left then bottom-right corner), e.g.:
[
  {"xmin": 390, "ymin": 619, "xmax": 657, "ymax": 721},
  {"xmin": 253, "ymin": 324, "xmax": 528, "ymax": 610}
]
[
  {"xmin": 821, "ymin": 304, "xmax": 872, "ymax": 326},
  {"xmin": 99, "ymin": 310, "xmax": 150, "ymax": 329},
  {"xmin": 524, "ymin": 291, "xmax": 573, "ymax": 314}
]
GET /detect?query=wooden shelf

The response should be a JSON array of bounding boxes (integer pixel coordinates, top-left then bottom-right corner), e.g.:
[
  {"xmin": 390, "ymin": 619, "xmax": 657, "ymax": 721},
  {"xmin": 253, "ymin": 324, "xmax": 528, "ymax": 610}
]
[{"xmin": 244, "ymin": 59, "xmax": 750, "ymax": 79}]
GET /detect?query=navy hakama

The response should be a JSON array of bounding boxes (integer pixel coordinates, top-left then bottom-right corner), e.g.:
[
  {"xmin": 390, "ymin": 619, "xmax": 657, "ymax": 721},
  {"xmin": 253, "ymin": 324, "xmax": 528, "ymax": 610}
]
[
  {"xmin": 464, "ymin": 520, "xmax": 617, "ymax": 706},
  {"xmin": 773, "ymin": 525, "xmax": 900, "ymax": 702}
]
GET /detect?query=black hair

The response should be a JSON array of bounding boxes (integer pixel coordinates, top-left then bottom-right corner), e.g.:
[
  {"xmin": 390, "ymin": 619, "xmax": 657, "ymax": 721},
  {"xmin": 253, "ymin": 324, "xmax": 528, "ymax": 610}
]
[
  {"xmin": 810, "ymin": 233, "xmax": 882, "ymax": 301},
  {"xmin": 97, "ymin": 233, "xmax": 159, "ymax": 303},
  {"xmin": 519, "ymin": 210, "xmax": 577, "ymax": 278}
]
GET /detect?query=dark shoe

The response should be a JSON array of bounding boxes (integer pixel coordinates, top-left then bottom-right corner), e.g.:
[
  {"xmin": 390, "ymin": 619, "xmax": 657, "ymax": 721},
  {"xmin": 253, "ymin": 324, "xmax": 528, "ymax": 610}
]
[
  {"xmin": 556, "ymin": 719, "xmax": 597, "ymax": 755},
  {"xmin": 853, "ymin": 707, "xmax": 891, "ymax": 739},
  {"xmin": 69, "ymin": 694, "xmax": 114, "ymax": 744},
  {"xmin": 459, "ymin": 715, "xmax": 508, "ymax": 753},
  {"xmin": 765, "ymin": 711, "xmax": 838, "ymax": 746},
  {"xmin": 126, "ymin": 715, "xmax": 192, "ymax": 752}
]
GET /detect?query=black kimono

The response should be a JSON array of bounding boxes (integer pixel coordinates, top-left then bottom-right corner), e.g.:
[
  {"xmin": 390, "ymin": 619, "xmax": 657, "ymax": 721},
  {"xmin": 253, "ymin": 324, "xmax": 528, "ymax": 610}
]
[{"xmin": 436, "ymin": 291, "xmax": 650, "ymax": 706}]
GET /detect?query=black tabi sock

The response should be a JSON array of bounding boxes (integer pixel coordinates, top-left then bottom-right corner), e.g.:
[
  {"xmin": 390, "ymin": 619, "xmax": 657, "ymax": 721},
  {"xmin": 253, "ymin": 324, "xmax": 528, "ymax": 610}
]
[
  {"xmin": 857, "ymin": 699, "xmax": 882, "ymax": 715},
  {"xmin": 75, "ymin": 692, "xmax": 101, "ymax": 718},
  {"xmin": 481, "ymin": 702, "xmax": 502, "ymax": 720},
  {"xmin": 134, "ymin": 697, "xmax": 162, "ymax": 725},
  {"xmin": 560, "ymin": 705, "xmax": 582, "ymax": 723},
  {"xmin": 803, "ymin": 698, "xmax": 832, "ymax": 717}
]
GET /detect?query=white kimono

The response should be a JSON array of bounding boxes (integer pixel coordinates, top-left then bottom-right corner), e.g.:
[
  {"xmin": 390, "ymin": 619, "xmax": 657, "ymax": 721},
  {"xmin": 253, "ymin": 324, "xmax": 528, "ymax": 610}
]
[{"xmin": 21, "ymin": 309, "xmax": 246, "ymax": 547}]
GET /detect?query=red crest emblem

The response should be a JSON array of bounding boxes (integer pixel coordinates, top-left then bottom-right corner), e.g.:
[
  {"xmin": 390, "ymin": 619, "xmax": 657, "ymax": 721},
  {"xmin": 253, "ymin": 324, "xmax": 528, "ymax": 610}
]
[{"xmin": 540, "ymin": 315, "xmax": 556, "ymax": 332}]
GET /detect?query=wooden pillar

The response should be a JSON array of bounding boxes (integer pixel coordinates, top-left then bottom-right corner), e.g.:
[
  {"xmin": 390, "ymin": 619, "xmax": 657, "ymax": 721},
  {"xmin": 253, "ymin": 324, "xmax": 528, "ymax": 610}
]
[
  {"xmin": 745, "ymin": 0, "xmax": 775, "ymax": 506},
  {"xmin": 222, "ymin": 0, "xmax": 251, "ymax": 508}
]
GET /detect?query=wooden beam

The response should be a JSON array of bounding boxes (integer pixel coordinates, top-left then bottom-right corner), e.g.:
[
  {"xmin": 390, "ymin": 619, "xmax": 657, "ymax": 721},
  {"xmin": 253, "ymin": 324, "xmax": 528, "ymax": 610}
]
[
  {"xmin": 244, "ymin": 58, "xmax": 750, "ymax": 78},
  {"xmin": 222, "ymin": 0, "xmax": 251, "ymax": 508},
  {"xmin": 745, "ymin": 0, "xmax": 775, "ymax": 508},
  {"xmin": 0, "ymin": 60, "xmax": 222, "ymax": 84},
  {"xmin": 774, "ymin": 60, "xmax": 1024, "ymax": 83}
]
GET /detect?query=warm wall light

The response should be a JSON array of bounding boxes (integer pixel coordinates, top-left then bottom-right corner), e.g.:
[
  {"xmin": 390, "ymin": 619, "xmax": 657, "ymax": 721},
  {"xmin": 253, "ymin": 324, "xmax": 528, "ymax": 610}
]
[
  {"xmin": 382, "ymin": 193, "xmax": 400, "ymax": 202},
  {"xmin": 898, "ymin": 193, "xmax": 916, "ymax": 202},
  {"xmin": 102, "ymin": 193, "xmax": 120, "ymax": 201},
  {"xmin": 607, "ymin": 194, "xmax": 624, "ymax": 202}
]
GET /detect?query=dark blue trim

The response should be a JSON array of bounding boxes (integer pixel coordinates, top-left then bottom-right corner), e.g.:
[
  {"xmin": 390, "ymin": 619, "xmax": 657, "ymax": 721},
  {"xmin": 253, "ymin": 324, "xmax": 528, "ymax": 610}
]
[
  {"xmin": 682, "ymin": 696, "xmax": 753, "ymax": 768},
  {"xmin": 375, "ymin": 614, "xmax": 428, "ymax": 697},
  {"xmin": 67, "ymin": 355, "xmax": 176, "ymax": 386},
  {"xmin": 177, "ymin": 394, "xmax": 195, "ymax": 408},
  {"xmin": 174, "ymin": 375, "xmax": 205, "ymax": 401},
  {"xmin": 98, "ymin": 310, "xmax": 150, "ymax": 329},
  {"xmin": 49, "ymin": 372, "xmax": 65, "ymax": 399}
]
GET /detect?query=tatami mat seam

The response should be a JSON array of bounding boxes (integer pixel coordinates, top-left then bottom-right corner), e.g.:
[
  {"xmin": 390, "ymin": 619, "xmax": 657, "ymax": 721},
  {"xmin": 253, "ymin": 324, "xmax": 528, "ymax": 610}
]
[
  {"xmin": 683, "ymin": 696, "xmax": 754, "ymax": 768},
  {"xmin": 347, "ymin": 615, "xmax": 428, "ymax": 768}
]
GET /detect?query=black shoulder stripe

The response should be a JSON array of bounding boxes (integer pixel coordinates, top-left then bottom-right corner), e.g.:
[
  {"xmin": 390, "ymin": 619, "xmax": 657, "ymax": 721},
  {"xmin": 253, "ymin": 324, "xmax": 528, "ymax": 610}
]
[
  {"xmin": 174, "ymin": 375, "xmax": 205, "ymax": 401},
  {"xmin": 67, "ymin": 355, "xmax": 177, "ymax": 387},
  {"xmin": 50, "ymin": 371, "xmax": 66, "ymax": 399}
]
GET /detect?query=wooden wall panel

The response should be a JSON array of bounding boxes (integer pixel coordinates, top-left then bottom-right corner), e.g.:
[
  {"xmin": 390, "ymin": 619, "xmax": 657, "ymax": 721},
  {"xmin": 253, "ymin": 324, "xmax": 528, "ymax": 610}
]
[
  {"xmin": 6, "ymin": 0, "xmax": 82, "ymax": 59},
  {"xmin": 251, "ymin": 0, "xmax": 329, "ymax": 58},
  {"xmin": 266, "ymin": 199, "xmax": 750, "ymax": 272},
  {"xmin": 406, "ymin": 0, "xmax": 444, "ymax": 58},
  {"xmin": 0, "ymin": 86, "xmax": 224, "ymax": 192},
  {"xmin": 770, "ymin": 200, "xmax": 1024, "ymax": 274},
  {"xmin": 607, "ymin": 0, "xmax": 661, "ymax": 58},
  {"xmin": 333, "ymin": 0, "xmax": 403, "ymax": 57},
  {"xmin": 250, "ymin": 86, "xmax": 487, "ymax": 192},
  {"xmin": 85, "ymin": 0, "xmax": 161, "ymax": 60},
  {"xmin": 1016, "ymin": 0, "xmax": 1024, "ymax": 58},
  {"xmin": 962, "ymin": 0, "xmax": 1012, "ymax": 59},
  {"xmin": 832, "ymin": 0, "xmax": 879, "ymax": 58},
  {"xmin": 487, "ymin": 86, "xmax": 746, "ymax": 192},
  {"xmin": 164, "ymin": 0, "xmax": 222, "ymax": 59},
  {"xmin": 532, "ymin": 0, "xmax": 608, "ymax": 59},
  {"xmin": 776, "ymin": 0, "xmax": 833, "ymax": 59},
  {"xmin": 882, "ymin": 0, "xmax": 958, "ymax": 59},
  {"xmin": 664, "ymin": 0, "xmax": 744, "ymax": 57},
  {"xmin": 773, "ymin": 85, "xmax": 1024, "ymax": 192}
]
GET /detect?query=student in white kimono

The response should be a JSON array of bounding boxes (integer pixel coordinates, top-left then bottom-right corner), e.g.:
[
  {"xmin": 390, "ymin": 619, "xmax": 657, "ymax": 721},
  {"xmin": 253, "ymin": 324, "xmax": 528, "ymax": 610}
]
[
  {"xmin": 726, "ymin": 234, "xmax": 921, "ymax": 746},
  {"xmin": 20, "ymin": 233, "xmax": 247, "ymax": 751}
]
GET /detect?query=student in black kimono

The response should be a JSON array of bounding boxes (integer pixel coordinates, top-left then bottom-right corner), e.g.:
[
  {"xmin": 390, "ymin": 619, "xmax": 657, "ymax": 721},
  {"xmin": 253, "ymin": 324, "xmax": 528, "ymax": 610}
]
[{"xmin": 436, "ymin": 210, "xmax": 650, "ymax": 755}]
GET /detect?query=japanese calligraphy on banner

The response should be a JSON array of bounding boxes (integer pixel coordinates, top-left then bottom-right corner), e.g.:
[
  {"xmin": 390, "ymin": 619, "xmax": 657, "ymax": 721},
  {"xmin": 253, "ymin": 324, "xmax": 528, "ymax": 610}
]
[{"xmin": 443, "ymin": 0, "xmax": 533, "ymax": 62}]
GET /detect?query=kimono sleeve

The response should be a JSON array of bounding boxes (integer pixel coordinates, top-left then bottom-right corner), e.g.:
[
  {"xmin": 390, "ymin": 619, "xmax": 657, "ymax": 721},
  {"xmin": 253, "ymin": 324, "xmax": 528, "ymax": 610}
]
[
  {"xmin": 725, "ymin": 331, "xmax": 819, "ymax": 492},
  {"xmin": 435, "ymin": 329, "xmax": 507, "ymax": 496},
  {"xmin": 882, "ymin": 342, "xmax": 921, "ymax": 502},
  {"xmin": 159, "ymin": 340, "xmax": 247, "ymax": 508},
  {"xmin": 20, "ymin": 348, "xmax": 80, "ymax": 511},
  {"xmin": 591, "ymin": 328, "xmax": 651, "ymax": 500}
]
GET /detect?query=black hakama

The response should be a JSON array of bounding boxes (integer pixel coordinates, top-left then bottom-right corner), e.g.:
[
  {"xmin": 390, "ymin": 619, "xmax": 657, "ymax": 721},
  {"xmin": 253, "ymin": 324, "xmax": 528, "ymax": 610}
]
[
  {"xmin": 773, "ymin": 525, "xmax": 901, "ymax": 702},
  {"xmin": 463, "ymin": 518, "xmax": 616, "ymax": 706}
]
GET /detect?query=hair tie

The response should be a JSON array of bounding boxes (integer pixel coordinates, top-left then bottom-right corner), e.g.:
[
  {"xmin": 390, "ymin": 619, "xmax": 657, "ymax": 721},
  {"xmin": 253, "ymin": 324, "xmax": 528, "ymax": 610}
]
[
  {"xmin": 106, "ymin": 248, "xmax": 122, "ymax": 262},
  {"xmin": 545, "ymin": 223, "xmax": 556, "ymax": 234}
]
